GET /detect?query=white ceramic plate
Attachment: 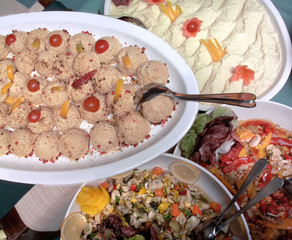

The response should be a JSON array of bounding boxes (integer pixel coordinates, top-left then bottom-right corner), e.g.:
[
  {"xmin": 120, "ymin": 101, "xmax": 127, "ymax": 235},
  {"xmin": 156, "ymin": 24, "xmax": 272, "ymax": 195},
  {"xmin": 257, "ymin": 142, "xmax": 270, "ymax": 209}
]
[
  {"xmin": 0, "ymin": 12, "xmax": 199, "ymax": 184},
  {"xmin": 174, "ymin": 100, "xmax": 292, "ymax": 156},
  {"xmin": 65, "ymin": 153, "xmax": 251, "ymax": 239},
  {"xmin": 104, "ymin": 0, "xmax": 292, "ymax": 111}
]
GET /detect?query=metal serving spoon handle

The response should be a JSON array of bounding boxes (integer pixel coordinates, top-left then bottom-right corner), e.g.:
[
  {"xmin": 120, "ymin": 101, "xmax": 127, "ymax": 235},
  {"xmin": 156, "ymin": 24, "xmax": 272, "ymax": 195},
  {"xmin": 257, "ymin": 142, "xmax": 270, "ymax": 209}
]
[
  {"xmin": 135, "ymin": 84, "xmax": 256, "ymax": 108},
  {"xmin": 216, "ymin": 177, "xmax": 284, "ymax": 232}
]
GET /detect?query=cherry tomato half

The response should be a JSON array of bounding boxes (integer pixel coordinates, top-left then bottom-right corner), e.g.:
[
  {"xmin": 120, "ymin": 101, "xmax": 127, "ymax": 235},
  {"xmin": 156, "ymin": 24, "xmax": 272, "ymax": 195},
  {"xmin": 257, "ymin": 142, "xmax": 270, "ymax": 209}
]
[
  {"xmin": 27, "ymin": 79, "xmax": 40, "ymax": 92},
  {"xmin": 6, "ymin": 34, "xmax": 16, "ymax": 46},
  {"xmin": 49, "ymin": 34, "xmax": 63, "ymax": 47},
  {"xmin": 187, "ymin": 22, "xmax": 199, "ymax": 33},
  {"xmin": 28, "ymin": 109, "xmax": 41, "ymax": 123},
  {"xmin": 95, "ymin": 39, "xmax": 109, "ymax": 54},
  {"xmin": 83, "ymin": 96, "xmax": 100, "ymax": 112}
]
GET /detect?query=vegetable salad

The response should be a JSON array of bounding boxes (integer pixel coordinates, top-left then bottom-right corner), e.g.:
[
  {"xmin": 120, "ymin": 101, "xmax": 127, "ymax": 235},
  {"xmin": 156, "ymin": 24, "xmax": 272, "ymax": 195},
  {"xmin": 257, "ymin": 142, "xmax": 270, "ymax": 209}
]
[{"xmin": 76, "ymin": 166, "xmax": 242, "ymax": 240}]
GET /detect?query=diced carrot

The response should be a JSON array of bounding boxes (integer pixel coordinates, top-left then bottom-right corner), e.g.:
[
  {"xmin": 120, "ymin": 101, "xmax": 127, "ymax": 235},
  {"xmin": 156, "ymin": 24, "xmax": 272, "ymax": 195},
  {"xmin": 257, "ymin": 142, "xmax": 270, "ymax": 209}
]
[
  {"xmin": 100, "ymin": 181, "xmax": 109, "ymax": 190},
  {"xmin": 192, "ymin": 205, "xmax": 202, "ymax": 216},
  {"xmin": 171, "ymin": 203, "xmax": 181, "ymax": 217},
  {"xmin": 209, "ymin": 201, "xmax": 221, "ymax": 213},
  {"xmin": 152, "ymin": 166, "xmax": 163, "ymax": 176},
  {"xmin": 154, "ymin": 188, "xmax": 165, "ymax": 197}
]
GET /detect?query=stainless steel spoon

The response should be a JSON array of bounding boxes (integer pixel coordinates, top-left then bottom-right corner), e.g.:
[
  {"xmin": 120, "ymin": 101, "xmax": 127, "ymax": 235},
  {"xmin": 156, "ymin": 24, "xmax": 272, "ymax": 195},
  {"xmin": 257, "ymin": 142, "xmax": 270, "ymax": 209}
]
[
  {"xmin": 195, "ymin": 177, "xmax": 284, "ymax": 240},
  {"xmin": 283, "ymin": 177, "xmax": 292, "ymax": 196},
  {"xmin": 194, "ymin": 158, "xmax": 267, "ymax": 239},
  {"xmin": 134, "ymin": 83, "xmax": 256, "ymax": 108}
]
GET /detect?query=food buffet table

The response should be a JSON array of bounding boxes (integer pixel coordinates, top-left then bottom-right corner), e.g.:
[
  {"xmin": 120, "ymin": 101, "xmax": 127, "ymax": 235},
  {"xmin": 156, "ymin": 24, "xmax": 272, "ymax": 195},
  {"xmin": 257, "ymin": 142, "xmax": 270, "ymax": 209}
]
[{"xmin": 0, "ymin": 0, "xmax": 291, "ymax": 238}]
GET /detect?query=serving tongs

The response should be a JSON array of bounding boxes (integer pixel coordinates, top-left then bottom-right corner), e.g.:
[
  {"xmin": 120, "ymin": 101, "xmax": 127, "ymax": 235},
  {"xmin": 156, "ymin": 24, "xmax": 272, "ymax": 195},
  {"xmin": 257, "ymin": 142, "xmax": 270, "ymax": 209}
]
[
  {"xmin": 193, "ymin": 158, "xmax": 284, "ymax": 239},
  {"xmin": 134, "ymin": 83, "xmax": 257, "ymax": 109}
]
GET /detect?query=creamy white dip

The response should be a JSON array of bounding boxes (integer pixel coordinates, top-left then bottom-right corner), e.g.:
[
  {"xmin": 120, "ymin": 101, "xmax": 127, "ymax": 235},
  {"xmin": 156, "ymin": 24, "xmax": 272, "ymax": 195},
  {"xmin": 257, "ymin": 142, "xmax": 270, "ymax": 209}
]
[{"xmin": 110, "ymin": 0, "xmax": 282, "ymax": 96}]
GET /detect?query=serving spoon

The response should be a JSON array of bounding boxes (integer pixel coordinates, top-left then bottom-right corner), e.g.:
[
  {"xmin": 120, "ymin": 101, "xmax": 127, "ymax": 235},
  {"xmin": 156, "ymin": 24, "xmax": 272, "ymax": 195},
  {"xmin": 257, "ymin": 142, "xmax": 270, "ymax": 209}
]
[
  {"xmin": 194, "ymin": 158, "xmax": 267, "ymax": 239},
  {"xmin": 134, "ymin": 83, "xmax": 256, "ymax": 108},
  {"xmin": 195, "ymin": 177, "xmax": 284, "ymax": 240}
]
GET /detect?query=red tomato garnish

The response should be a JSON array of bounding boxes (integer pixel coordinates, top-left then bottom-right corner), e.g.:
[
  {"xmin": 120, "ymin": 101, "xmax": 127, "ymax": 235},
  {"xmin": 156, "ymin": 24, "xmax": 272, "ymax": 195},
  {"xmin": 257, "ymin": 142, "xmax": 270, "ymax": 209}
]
[
  {"xmin": 83, "ymin": 96, "xmax": 100, "ymax": 112},
  {"xmin": 147, "ymin": 0, "xmax": 165, "ymax": 4},
  {"xmin": 112, "ymin": 0, "xmax": 130, "ymax": 6},
  {"xmin": 49, "ymin": 34, "xmax": 63, "ymax": 47},
  {"xmin": 28, "ymin": 109, "xmax": 41, "ymax": 123},
  {"xmin": 6, "ymin": 34, "xmax": 16, "ymax": 46},
  {"xmin": 27, "ymin": 79, "xmax": 40, "ymax": 92},
  {"xmin": 231, "ymin": 65, "xmax": 255, "ymax": 86},
  {"xmin": 183, "ymin": 18, "xmax": 202, "ymax": 38},
  {"xmin": 95, "ymin": 39, "xmax": 109, "ymax": 54}
]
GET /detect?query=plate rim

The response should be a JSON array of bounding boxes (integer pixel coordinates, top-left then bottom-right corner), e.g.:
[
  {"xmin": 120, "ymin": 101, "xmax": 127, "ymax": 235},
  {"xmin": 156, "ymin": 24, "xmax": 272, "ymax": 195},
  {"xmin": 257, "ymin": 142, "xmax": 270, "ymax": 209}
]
[
  {"xmin": 104, "ymin": 0, "xmax": 292, "ymax": 109},
  {"xmin": 0, "ymin": 11, "xmax": 199, "ymax": 185},
  {"xmin": 65, "ymin": 152, "xmax": 252, "ymax": 239}
]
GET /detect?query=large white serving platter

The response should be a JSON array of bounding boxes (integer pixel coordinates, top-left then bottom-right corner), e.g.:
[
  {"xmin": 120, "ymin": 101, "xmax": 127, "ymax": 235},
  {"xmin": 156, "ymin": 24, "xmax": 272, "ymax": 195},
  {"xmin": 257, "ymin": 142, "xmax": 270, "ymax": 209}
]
[
  {"xmin": 174, "ymin": 100, "xmax": 292, "ymax": 156},
  {"xmin": 65, "ymin": 153, "xmax": 251, "ymax": 239},
  {"xmin": 0, "ymin": 12, "xmax": 199, "ymax": 184},
  {"xmin": 105, "ymin": 0, "xmax": 292, "ymax": 111}
]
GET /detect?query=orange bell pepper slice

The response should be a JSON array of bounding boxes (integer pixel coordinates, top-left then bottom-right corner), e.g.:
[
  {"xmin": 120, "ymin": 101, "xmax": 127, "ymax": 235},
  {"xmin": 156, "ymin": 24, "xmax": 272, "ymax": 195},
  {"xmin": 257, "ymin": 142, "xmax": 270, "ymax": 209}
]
[
  {"xmin": 200, "ymin": 38, "xmax": 226, "ymax": 62},
  {"xmin": 59, "ymin": 99, "xmax": 70, "ymax": 118},
  {"xmin": 114, "ymin": 79, "xmax": 124, "ymax": 103}
]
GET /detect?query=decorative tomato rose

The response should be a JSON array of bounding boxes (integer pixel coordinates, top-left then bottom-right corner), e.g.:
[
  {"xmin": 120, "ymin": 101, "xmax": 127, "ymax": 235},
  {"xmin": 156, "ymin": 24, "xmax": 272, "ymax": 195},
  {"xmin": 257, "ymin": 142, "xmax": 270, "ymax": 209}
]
[
  {"xmin": 183, "ymin": 17, "xmax": 203, "ymax": 38},
  {"xmin": 231, "ymin": 65, "xmax": 255, "ymax": 86}
]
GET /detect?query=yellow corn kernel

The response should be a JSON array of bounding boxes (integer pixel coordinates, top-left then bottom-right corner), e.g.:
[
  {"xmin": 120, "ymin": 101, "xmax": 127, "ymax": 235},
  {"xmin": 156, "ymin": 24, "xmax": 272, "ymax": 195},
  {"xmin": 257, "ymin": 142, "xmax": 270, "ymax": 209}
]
[
  {"xmin": 138, "ymin": 187, "xmax": 146, "ymax": 195},
  {"xmin": 32, "ymin": 38, "xmax": 40, "ymax": 49},
  {"xmin": 143, "ymin": 172, "xmax": 149, "ymax": 178},
  {"xmin": 7, "ymin": 65, "xmax": 14, "ymax": 81},
  {"xmin": 1, "ymin": 82, "xmax": 13, "ymax": 95},
  {"xmin": 59, "ymin": 99, "xmax": 70, "ymax": 118},
  {"xmin": 130, "ymin": 198, "xmax": 137, "ymax": 204},
  {"xmin": 158, "ymin": 202, "xmax": 170, "ymax": 213},
  {"xmin": 122, "ymin": 55, "xmax": 131, "ymax": 68},
  {"xmin": 173, "ymin": 190, "xmax": 179, "ymax": 197}
]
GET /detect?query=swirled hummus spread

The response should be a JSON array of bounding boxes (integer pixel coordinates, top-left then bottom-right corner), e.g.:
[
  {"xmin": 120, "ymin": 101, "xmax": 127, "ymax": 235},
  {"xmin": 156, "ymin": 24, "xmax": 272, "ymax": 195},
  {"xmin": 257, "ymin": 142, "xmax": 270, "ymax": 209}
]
[{"xmin": 110, "ymin": 0, "xmax": 282, "ymax": 96}]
